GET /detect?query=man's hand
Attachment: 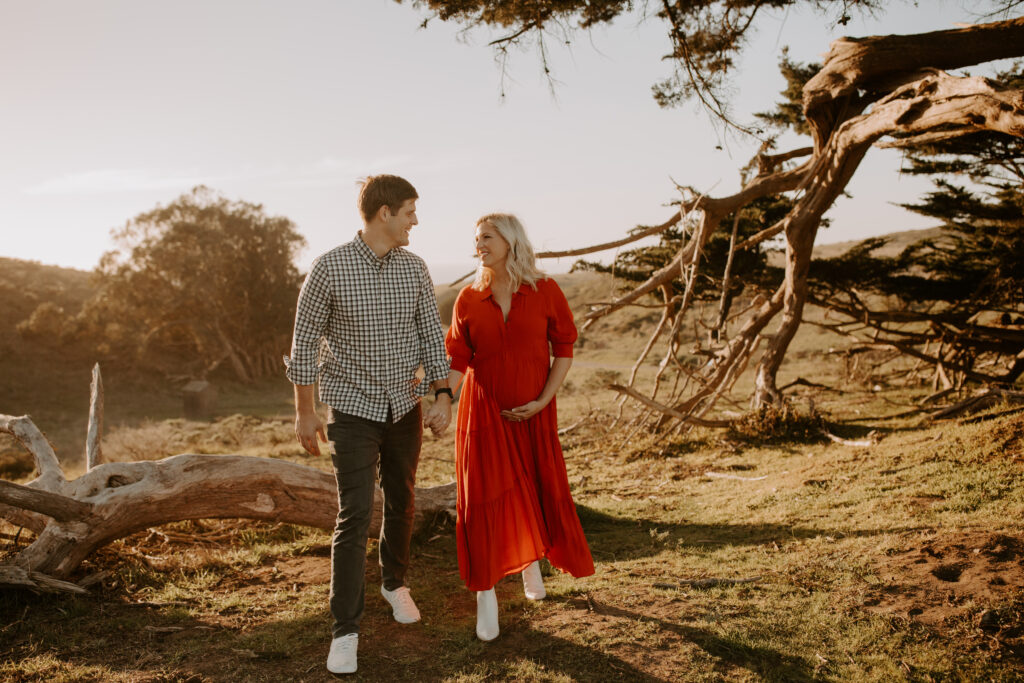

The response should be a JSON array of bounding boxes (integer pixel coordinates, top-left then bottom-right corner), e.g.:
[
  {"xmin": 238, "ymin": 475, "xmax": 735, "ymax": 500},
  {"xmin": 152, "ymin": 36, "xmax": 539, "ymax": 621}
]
[
  {"xmin": 423, "ymin": 396, "xmax": 452, "ymax": 437},
  {"xmin": 295, "ymin": 412, "xmax": 327, "ymax": 456}
]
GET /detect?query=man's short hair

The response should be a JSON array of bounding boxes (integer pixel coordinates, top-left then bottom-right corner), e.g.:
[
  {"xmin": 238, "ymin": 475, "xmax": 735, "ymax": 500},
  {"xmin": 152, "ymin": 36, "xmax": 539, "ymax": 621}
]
[{"xmin": 357, "ymin": 175, "xmax": 418, "ymax": 223}]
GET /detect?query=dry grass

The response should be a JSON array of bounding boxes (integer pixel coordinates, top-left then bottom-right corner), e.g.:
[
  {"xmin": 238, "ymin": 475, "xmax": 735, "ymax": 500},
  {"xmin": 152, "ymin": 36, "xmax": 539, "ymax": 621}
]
[{"xmin": 2, "ymin": 272, "xmax": 1023, "ymax": 681}]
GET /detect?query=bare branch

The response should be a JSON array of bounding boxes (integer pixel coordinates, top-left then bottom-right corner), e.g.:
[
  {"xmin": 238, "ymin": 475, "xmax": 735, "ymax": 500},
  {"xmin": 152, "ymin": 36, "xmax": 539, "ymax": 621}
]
[
  {"xmin": 819, "ymin": 427, "xmax": 878, "ymax": 447},
  {"xmin": 487, "ymin": 20, "xmax": 540, "ymax": 47},
  {"xmin": 0, "ymin": 565, "xmax": 89, "ymax": 595},
  {"xmin": 0, "ymin": 415, "xmax": 65, "ymax": 489},
  {"xmin": 609, "ymin": 383, "xmax": 732, "ymax": 428},
  {"xmin": 536, "ymin": 214, "xmax": 683, "ymax": 260},
  {"xmin": 447, "ymin": 269, "xmax": 475, "ymax": 288},
  {"xmin": 0, "ymin": 479, "xmax": 94, "ymax": 522}
]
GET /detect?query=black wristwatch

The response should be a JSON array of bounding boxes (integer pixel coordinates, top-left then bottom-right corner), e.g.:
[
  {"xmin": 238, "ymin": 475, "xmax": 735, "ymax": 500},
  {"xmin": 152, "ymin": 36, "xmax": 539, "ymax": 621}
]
[{"xmin": 434, "ymin": 387, "xmax": 454, "ymax": 401}]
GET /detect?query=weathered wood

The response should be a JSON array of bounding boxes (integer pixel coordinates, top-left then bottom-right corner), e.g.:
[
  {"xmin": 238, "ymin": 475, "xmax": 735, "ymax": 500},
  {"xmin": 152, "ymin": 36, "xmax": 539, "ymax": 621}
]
[
  {"xmin": 0, "ymin": 565, "xmax": 89, "ymax": 594},
  {"xmin": 1, "ymin": 412, "xmax": 457, "ymax": 582},
  {"xmin": 819, "ymin": 428, "xmax": 878, "ymax": 448},
  {"xmin": 928, "ymin": 388, "xmax": 1024, "ymax": 420},
  {"xmin": 0, "ymin": 415, "xmax": 66, "ymax": 490},
  {"xmin": 608, "ymin": 384, "xmax": 732, "ymax": 428},
  {"xmin": 752, "ymin": 70, "xmax": 1024, "ymax": 407},
  {"xmin": 86, "ymin": 363, "xmax": 103, "ymax": 471},
  {"xmin": 0, "ymin": 479, "xmax": 95, "ymax": 522},
  {"xmin": 704, "ymin": 472, "xmax": 769, "ymax": 482}
]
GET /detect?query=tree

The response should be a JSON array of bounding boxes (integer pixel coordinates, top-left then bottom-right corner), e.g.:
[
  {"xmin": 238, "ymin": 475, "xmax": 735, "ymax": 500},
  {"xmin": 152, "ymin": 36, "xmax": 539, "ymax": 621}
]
[
  {"xmin": 86, "ymin": 187, "xmax": 306, "ymax": 383},
  {"xmin": 406, "ymin": 1, "xmax": 1024, "ymax": 429},
  {"xmin": 804, "ymin": 67, "xmax": 1024, "ymax": 390}
]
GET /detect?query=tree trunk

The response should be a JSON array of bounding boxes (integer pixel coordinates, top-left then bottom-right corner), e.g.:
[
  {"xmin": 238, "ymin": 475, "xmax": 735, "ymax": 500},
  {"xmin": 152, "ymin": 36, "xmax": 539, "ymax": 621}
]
[{"xmin": 215, "ymin": 323, "xmax": 252, "ymax": 383}]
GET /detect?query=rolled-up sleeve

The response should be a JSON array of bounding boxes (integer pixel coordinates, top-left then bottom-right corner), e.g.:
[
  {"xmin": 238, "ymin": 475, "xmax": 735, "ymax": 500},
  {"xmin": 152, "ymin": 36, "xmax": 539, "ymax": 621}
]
[
  {"xmin": 285, "ymin": 258, "xmax": 331, "ymax": 386},
  {"xmin": 445, "ymin": 289, "xmax": 474, "ymax": 373},
  {"xmin": 546, "ymin": 280, "xmax": 577, "ymax": 358},
  {"xmin": 416, "ymin": 263, "xmax": 449, "ymax": 392}
]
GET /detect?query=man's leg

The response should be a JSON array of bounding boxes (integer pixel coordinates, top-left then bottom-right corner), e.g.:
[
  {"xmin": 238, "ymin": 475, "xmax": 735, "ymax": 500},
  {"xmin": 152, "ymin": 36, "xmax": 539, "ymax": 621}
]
[
  {"xmin": 378, "ymin": 403, "xmax": 422, "ymax": 591},
  {"xmin": 327, "ymin": 410, "xmax": 382, "ymax": 638}
]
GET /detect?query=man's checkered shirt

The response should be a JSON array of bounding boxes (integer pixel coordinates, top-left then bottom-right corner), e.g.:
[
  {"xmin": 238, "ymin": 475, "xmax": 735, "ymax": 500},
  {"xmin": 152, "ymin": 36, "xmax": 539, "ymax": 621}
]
[{"xmin": 285, "ymin": 233, "xmax": 449, "ymax": 422}]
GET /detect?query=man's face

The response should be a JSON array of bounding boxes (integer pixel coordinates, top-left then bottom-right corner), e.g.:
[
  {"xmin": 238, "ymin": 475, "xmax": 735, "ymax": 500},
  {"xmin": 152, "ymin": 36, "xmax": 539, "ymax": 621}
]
[{"xmin": 383, "ymin": 198, "xmax": 418, "ymax": 249}]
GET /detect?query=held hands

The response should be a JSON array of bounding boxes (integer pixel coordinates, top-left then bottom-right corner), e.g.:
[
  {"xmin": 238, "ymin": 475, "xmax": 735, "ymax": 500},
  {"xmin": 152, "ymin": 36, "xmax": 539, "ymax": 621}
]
[
  {"xmin": 501, "ymin": 399, "xmax": 546, "ymax": 423},
  {"xmin": 424, "ymin": 395, "xmax": 452, "ymax": 437},
  {"xmin": 295, "ymin": 412, "xmax": 327, "ymax": 456}
]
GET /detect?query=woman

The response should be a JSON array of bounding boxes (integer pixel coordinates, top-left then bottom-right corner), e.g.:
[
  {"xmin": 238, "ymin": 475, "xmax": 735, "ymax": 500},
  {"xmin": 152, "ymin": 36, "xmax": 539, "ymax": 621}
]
[{"xmin": 444, "ymin": 213, "xmax": 594, "ymax": 642}]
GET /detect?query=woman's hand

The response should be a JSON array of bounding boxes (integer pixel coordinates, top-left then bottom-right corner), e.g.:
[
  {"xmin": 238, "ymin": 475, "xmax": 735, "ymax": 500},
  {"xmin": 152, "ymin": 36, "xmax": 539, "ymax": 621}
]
[{"xmin": 501, "ymin": 400, "xmax": 546, "ymax": 422}]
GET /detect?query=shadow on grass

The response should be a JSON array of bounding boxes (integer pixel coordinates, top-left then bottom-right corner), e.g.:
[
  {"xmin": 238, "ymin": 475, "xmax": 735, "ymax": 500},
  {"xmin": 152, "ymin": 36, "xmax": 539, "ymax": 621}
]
[
  {"xmin": 555, "ymin": 594, "xmax": 822, "ymax": 682},
  {"xmin": 577, "ymin": 504, "xmax": 924, "ymax": 562},
  {"xmin": 422, "ymin": 625, "xmax": 672, "ymax": 682},
  {"xmin": 0, "ymin": 591, "xmax": 338, "ymax": 681},
  {"xmin": 1, "ymin": 577, "xmax": 670, "ymax": 682}
]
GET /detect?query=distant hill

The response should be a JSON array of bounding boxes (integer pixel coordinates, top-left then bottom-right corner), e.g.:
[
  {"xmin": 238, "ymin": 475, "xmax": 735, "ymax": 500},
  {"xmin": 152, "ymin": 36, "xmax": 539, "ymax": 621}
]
[
  {"xmin": 811, "ymin": 226, "xmax": 945, "ymax": 260},
  {"xmin": 764, "ymin": 226, "xmax": 944, "ymax": 267},
  {"xmin": 0, "ymin": 257, "xmax": 94, "ymax": 344}
]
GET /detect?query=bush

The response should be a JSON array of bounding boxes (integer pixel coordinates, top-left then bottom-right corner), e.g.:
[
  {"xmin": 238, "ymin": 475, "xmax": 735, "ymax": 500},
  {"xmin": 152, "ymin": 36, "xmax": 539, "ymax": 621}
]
[
  {"xmin": 16, "ymin": 302, "xmax": 69, "ymax": 343},
  {"xmin": 729, "ymin": 403, "xmax": 825, "ymax": 444}
]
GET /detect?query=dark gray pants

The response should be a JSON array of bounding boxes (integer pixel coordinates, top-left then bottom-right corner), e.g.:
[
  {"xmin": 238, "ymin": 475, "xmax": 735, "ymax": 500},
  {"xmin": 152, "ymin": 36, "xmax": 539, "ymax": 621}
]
[{"xmin": 327, "ymin": 404, "xmax": 422, "ymax": 638}]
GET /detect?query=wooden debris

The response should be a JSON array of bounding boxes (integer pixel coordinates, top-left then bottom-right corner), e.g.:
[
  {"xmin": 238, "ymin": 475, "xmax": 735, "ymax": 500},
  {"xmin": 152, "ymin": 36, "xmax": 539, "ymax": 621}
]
[
  {"xmin": 819, "ymin": 427, "xmax": 878, "ymax": 447},
  {"xmin": 86, "ymin": 363, "xmax": 103, "ymax": 471},
  {"xmin": 704, "ymin": 471, "xmax": 768, "ymax": 482}
]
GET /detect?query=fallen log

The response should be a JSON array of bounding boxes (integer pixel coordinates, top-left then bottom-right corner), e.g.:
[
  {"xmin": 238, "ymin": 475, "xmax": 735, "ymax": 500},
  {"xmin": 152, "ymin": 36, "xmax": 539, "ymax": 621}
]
[
  {"xmin": 0, "ymin": 369, "xmax": 456, "ymax": 587},
  {"xmin": 0, "ymin": 565, "xmax": 89, "ymax": 594}
]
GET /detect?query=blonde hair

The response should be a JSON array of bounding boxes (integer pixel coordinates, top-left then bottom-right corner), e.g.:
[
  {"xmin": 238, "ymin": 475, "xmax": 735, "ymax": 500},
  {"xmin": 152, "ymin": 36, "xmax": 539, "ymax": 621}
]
[{"xmin": 472, "ymin": 213, "xmax": 546, "ymax": 292}]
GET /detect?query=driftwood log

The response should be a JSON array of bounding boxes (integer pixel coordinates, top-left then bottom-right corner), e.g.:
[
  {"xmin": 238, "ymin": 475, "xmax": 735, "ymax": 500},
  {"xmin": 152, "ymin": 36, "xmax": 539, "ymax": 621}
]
[{"xmin": 0, "ymin": 370, "xmax": 456, "ymax": 592}]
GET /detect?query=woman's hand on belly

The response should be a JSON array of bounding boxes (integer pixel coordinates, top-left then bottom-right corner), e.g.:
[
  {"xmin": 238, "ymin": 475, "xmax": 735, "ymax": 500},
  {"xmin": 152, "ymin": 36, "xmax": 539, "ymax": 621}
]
[{"xmin": 500, "ymin": 399, "xmax": 546, "ymax": 423}]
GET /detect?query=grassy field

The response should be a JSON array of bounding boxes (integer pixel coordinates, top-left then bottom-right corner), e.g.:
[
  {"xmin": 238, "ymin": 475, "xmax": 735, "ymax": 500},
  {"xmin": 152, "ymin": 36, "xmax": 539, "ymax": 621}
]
[{"xmin": 1, "ymin": 268, "xmax": 1022, "ymax": 681}]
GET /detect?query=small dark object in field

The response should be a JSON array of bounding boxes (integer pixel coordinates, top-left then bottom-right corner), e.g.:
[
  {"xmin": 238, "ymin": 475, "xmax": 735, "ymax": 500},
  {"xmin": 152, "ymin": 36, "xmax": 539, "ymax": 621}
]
[{"xmin": 978, "ymin": 609, "xmax": 1000, "ymax": 631}]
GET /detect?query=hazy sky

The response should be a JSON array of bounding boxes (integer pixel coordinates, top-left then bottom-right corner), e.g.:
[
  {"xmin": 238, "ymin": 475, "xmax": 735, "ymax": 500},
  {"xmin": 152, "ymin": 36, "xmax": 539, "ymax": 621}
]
[{"xmin": 0, "ymin": 1, "xmax": 1010, "ymax": 281}]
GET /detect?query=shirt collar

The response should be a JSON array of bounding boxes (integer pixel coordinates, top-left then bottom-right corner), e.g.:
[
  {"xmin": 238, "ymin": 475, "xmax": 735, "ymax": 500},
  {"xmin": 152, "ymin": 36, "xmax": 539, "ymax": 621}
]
[
  {"xmin": 482, "ymin": 282, "xmax": 529, "ymax": 300},
  {"xmin": 354, "ymin": 232, "xmax": 394, "ymax": 268}
]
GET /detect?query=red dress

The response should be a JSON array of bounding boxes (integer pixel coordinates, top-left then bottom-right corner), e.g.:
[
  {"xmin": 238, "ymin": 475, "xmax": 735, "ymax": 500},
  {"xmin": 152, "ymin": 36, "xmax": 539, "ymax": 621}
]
[{"xmin": 446, "ymin": 277, "xmax": 595, "ymax": 591}]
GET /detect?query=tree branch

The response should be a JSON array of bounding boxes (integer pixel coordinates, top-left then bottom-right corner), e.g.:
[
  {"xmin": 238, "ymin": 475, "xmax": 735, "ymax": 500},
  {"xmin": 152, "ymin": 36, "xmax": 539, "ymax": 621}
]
[
  {"xmin": 0, "ymin": 479, "xmax": 95, "ymax": 522},
  {"xmin": 0, "ymin": 415, "xmax": 66, "ymax": 489},
  {"xmin": 609, "ymin": 383, "xmax": 732, "ymax": 428}
]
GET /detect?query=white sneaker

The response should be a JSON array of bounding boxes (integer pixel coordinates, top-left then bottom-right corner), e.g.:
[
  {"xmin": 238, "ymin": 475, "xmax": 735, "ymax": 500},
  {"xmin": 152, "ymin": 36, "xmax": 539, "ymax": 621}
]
[
  {"xmin": 327, "ymin": 633, "xmax": 358, "ymax": 674},
  {"xmin": 381, "ymin": 585, "xmax": 421, "ymax": 624},
  {"xmin": 476, "ymin": 588, "xmax": 499, "ymax": 641},
  {"xmin": 522, "ymin": 560, "xmax": 546, "ymax": 601}
]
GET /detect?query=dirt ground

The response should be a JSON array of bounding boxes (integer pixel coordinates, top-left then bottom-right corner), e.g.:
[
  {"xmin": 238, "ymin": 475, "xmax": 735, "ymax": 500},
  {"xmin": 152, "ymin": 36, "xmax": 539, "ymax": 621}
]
[{"xmin": 865, "ymin": 531, "xmax": 1023, "ymax": 634}]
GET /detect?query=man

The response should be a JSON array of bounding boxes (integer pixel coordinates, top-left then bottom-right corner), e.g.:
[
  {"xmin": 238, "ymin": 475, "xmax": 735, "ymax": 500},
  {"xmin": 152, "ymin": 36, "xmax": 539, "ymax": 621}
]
[{"xmin": 285, "ymin": 174, "xmax": 452, "ymax": 675}]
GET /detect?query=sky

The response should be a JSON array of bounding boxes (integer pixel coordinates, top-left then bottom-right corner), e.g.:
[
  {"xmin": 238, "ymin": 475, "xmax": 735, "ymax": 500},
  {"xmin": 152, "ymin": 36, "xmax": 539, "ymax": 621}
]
[{"xmin": 0, "ymin": 0, "xmax": 1014, "ymax": 283}]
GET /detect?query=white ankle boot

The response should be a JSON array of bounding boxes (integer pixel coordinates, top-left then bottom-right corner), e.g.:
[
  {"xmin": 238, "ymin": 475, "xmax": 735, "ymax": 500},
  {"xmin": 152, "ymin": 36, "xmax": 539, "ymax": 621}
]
[
  {"xmin": 522, "ymin": 560, "xmax": 546, "ymax": 600},
  {"xmin": 476, "ymin": 588, "xmax": 499, "ymax": 641}
]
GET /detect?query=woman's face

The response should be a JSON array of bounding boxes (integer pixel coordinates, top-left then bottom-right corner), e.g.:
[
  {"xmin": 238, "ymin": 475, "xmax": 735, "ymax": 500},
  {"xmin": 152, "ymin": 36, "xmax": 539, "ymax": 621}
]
[{"xmin": 475, "ymin": 222, "xmax": 510, "ymax": 270}]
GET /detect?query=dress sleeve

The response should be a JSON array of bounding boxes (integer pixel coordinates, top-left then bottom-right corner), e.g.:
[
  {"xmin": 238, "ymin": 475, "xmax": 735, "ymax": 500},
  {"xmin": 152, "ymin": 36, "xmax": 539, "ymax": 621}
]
[
  {"xmin": 445, "ymin": 288, "xmax": 475, "ymax": 373},
  {"xmin": 545, "ymin": 279, "xmax": 577, "ymax": 358}
]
